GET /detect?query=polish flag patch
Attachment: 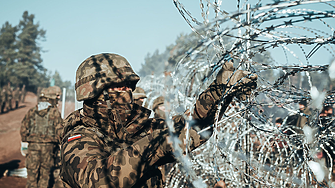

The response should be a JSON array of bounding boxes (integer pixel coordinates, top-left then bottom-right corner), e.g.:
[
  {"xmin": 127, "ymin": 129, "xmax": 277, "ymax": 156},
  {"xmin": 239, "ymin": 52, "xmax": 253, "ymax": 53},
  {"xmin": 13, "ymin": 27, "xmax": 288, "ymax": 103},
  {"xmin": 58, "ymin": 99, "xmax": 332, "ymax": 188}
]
[{"xmin": 68, "ymin": 134, "xmax": 82, "ymax": 142}]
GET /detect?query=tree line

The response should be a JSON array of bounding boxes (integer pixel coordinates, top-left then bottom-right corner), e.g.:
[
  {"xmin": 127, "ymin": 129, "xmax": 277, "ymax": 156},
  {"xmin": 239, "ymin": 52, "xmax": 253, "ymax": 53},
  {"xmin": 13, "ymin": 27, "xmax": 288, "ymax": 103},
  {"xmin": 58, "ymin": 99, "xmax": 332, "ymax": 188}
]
[{"xmin": 0, "ymin": 11, "xmax": 72, "ymax": 99}]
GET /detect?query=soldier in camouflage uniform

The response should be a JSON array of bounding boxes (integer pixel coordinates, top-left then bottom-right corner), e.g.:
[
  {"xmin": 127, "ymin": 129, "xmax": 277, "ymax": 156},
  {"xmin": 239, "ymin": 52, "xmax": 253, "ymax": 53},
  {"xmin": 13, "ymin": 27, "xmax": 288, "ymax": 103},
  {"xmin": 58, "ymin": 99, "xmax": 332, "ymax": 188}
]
[
  {"xmin": 47, "ymin": 86, "xmax": 66, "ymax": 188},
  {"xmin": 20, "ymin": 86, "xmax": 64, "ymax": 188},
  {"xmin": 21, "ymin": 84, "xmax": 26, "ymax": 103},
  {"xmin": 13, "ymin": 86, "xmax": 22, "ymax": 109},
  {"xmin": 152, "ymin": 96, "xmax": 166, "ymax": 120},
  {"xmin": 133, "ymin": 87, "xmax": 147, "ymax": 107},
  {"xmin": 0, "ymin": 86, "xmax": 6, "ymax": 114},
  {"xmin": 60, "ymin": 53, "xmax": 257, "ymax": 188},
  {"xmin": 6, "ymin": 82, "xmax": 13, "ymax": 111}
]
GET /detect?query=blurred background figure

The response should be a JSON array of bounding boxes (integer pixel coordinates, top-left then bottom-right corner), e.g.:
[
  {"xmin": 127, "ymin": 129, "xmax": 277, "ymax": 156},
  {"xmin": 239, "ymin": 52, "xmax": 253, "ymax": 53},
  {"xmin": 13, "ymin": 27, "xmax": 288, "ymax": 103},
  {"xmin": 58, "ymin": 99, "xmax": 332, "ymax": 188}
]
[
  {"xmin": 316, "ymin": 104, "xmax": 335, "ymax": 183},
  {"xmin": 152, "ymin": 96, "xmax": 166, "ymax": 119},
  {"xmin": 214, "ymin": 180, "xmax": 226, "ymax": 188},
  {"xmin": 13, "ymin": 85, "xmax": 21, "ymax": 109},
  {"xmin": 133, "ymin": 87, "xmax": 147, "ymax": 106},
  {"xmin": 6, "ymin": 82, "xmax": 13, "ymax": 111},
  {"xmin": 21, "ymin": 84, "xmax": 26, "ymax": 103},
  {"xmin": 296, "ymin": 99, "xmax": 311, "ymax": 129},
  {"xmin": 0, "ymin": 86, "xmax": 6, "ymax": 114},
  {"xmin": 20, "ymin": 86, "xmax": 63, "ymax": 188},
  {"xmin": 275, "ymin": 117, "xmax": 283, "ymax": 129},
  {"xmin": 320, "ymin": 105, "xmax": 333, "ymax": 118}
]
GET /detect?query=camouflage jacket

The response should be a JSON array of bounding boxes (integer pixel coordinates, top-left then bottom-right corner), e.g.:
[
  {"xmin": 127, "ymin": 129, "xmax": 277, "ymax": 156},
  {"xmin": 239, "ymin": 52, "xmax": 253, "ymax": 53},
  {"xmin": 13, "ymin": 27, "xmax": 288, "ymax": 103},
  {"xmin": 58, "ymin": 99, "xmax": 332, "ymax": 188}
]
[
  {"xmin": 6, "ymin": 87, "xmax": 12, "ymax": 100},
  {"xmin": 60, "ymin": 86, "xmax": 228, "ymax": 188},
  {"xmin": 21, "ymin": 105, "xmax": 63, "ymax": 143},
  {"xmin": 0, "ymin": 87, "xmax": 7, "ymax": 102},
  {"xmin": 13, "ymin": 87, "xmax": 21, "ymax": 101}
]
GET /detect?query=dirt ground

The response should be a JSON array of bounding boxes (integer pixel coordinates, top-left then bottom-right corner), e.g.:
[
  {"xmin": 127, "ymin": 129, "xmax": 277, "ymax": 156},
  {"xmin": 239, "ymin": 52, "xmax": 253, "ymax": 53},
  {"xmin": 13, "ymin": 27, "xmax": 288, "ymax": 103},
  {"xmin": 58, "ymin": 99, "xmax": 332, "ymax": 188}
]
[{"xmin": 0, "ymin": 92, "xmax": 75, "ymax": 188}]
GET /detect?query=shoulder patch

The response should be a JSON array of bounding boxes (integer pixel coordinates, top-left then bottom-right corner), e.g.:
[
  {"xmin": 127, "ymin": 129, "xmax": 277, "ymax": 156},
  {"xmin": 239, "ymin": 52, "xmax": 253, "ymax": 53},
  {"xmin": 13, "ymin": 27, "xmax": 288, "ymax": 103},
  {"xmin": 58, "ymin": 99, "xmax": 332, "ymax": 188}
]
[{"xmin": 68, "ymin": 134, "xmax": 82, "ymax": 142}]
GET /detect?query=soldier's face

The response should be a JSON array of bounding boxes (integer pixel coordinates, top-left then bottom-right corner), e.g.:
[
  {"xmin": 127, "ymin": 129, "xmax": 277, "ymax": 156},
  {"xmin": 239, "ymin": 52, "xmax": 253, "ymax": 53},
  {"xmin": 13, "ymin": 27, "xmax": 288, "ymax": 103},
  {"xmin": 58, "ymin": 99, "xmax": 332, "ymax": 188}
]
[
  {"xmin": 299, "ymin": 104, "xmax": 305, "ymax": 111},
  {"xmin": 102, "ymin": 86, "xmax": 133, "ymax": 106},
  {"xmin": 108, "ymin": 86, "xmax": 132, "ymax": 92},
  {"xmin": 158, "ymin": 105, "xmax": 166, "ymax": 112},
  {"xmin": 275, "ymin": 123, "xmax": 282, "ymax": 128},
  {"xmin": 320, "ymin": 108, "xmax": 333, "ymax": 117}
]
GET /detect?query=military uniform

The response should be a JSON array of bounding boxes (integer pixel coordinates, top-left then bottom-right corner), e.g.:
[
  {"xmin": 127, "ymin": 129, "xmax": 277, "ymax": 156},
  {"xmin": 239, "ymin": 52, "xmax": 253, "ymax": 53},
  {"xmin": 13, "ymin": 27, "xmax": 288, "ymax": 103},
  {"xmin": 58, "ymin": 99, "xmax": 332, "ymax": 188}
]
[
  {"xmin": 6, "ymin": 83, "xmax": 13, "ymax": 110},
  {"xmin": 21, "ymin": 85, "xmax": 26, "ymax": 103},
  {"xmin": 133, "ymin": 87, "xmax": 147, "ymax": 107},
  {"xmin": 21, "ymin": 87, "xmax": 63, "ymax": 188},
  {"xmin": 152, "ymin": 96, "xmax": 165, "ymax": 119},
  {"xmin": 13, "ymin": 87, "xmax": 21, "ymax": 109},
  {"xmin": 296, "ymin": 107, "xmax": 311, "ymax": 128},
  {"xmin": 60, "ymin": 53, "xmax": 257, "ymax": 188},
  {"xmin": 0, "ymin": 87, "xmax": 6, "ymax": 113}
]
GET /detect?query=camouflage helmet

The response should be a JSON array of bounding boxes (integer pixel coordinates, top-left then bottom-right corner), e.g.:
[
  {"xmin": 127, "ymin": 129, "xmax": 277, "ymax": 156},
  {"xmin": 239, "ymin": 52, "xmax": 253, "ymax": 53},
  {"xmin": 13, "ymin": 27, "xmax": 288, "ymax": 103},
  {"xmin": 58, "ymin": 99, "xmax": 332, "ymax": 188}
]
[
  {"xmin": 152, "ymin": 96, "xmax": 165, "ymax": 111},
  {"xmin": 39, "ymin": 88, "xmax": 47, "ymax": 98},
  {"xmin": 40, "ymin": 86, "xmax": 61, "ymax": 99},
  {"xmin": 133, "ymin": 87, "xmax": 147, "ymax": 100},
  {"xmin": 48, "ymin": 86, "xmax": 62, "ymax": 99},
  {"xmin": 75, "ymin": 53, "xmax": 140, "ymax": 101}
]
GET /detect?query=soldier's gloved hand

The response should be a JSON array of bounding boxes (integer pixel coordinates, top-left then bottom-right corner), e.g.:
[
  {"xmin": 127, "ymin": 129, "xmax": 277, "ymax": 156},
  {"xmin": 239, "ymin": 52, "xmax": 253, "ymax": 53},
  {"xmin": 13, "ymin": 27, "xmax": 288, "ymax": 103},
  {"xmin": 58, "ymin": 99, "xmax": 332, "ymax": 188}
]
[
  {"xmin": 210, "ymin": 61, "xmax": 257, "ymax": 101},
  {"xmin": 131, "ymin": 126, "xmax": 200, "ymax": 166},
  {"xmin": 129, "ymin": 129, "xmax": 173, "ymax": 167},
  {"xmin": 20, "ymin": 142, "xmax": 29, "ymax": 157}
]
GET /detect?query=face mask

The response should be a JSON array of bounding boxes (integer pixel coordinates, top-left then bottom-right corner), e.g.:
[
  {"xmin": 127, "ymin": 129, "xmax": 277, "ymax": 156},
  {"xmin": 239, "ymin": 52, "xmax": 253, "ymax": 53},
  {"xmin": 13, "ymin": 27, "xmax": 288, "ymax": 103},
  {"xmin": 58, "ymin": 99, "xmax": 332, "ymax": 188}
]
[
  {"xmin": 96, "ymin": 90, "xmax": 133, "ymax": 108},
  {"xmin": 83, "ymin": 89, "xmax": 134, "ymax": 139},
  {"xmin": 37, "ymin": 101, "xmax": 51, "ymax": 111}
]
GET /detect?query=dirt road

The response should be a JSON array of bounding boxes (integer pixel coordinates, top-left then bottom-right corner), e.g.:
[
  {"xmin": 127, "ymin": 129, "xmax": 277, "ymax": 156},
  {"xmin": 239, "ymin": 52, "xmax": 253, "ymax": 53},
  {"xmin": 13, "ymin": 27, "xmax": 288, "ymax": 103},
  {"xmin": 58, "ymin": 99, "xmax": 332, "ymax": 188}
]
[{"xmin": 0, "ymin": 92, "xmax": 75, "ymax": 188}]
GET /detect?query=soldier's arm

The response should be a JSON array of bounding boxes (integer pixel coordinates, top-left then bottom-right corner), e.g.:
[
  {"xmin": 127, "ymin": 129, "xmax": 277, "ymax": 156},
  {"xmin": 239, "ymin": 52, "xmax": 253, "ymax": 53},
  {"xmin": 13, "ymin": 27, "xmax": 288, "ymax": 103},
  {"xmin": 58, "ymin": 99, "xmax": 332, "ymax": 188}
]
[
  {"xmin": 53, "ymin": 109, "xmax": 64, "ymax": 143},
  {"xmin": 20, "ymin": 109, "xmax": 32, "ymax": 142},
  {"xmin": 61, "ymin": 129, "xmax": 174, "ymax": 188},
  {"xmin": 193, "ymin": 61, "xmax": 257, "ymax": 129},
  {"xmin": 192, "ymin": 86, "xmax": 233, "ymax": 128}
]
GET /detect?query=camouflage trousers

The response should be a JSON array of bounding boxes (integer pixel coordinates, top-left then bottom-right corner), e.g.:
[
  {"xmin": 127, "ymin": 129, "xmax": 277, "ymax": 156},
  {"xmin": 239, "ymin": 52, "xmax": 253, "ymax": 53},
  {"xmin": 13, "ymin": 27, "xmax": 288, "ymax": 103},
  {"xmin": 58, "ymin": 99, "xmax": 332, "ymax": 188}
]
[{"xmin": 26, "ymin": 142, "xmax": 55, "ymax": 188}]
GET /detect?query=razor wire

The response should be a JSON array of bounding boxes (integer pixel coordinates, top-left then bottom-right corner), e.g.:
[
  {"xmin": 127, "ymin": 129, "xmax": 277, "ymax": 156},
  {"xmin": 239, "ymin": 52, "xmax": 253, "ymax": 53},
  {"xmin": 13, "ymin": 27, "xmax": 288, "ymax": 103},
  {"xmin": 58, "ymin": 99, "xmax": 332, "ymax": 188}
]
[{"xmin": 138, "ymin": 0, "xmax": 335, "ymax": 187}]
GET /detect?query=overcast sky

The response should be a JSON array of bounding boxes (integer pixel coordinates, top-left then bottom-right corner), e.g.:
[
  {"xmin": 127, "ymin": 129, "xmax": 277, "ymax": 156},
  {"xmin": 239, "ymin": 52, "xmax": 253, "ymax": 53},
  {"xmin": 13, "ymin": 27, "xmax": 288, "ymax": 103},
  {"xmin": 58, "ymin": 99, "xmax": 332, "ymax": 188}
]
[{"xmin": 1, "ymin": 1, "xmax": 334, "ymax": 84}]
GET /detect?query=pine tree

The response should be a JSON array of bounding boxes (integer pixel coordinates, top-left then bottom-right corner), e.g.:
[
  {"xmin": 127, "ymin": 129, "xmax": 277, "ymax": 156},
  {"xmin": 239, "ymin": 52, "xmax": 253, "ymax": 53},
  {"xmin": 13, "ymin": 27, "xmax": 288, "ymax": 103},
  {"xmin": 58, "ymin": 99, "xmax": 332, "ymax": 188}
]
[
  {"xmin": 0, "ymin": 22, "xmax": 18, "ymax": 87},
  {"xmin": 16, "ymin": 11, "xmax": 48, "ymax": 92}
]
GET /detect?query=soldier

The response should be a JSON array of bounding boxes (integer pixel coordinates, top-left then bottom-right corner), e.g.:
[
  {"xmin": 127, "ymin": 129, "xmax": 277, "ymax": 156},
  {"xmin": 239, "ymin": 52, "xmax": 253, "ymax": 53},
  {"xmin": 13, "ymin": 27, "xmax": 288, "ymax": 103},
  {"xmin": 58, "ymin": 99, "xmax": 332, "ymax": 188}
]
[
  {"xmin": 152, "ymin": 96, "xmax": 166, "ymax": 119},
  {"xmin": 60, "ymin": 53, "xmax": 257, "ymax": 188},
  {"xmin": 0, "ymin": 86, "xmax": 6, "ymax": 113},
  {"xmin": 47, "ymin": 86, "xmax": 62, "ymax": 106},
  {"xmin": 46, "ymin": 86, "xmax": 65, "ymax": 188},
  {"xmin": 275, "ymin": 117, "xmax": 283, "ymax": 129},
  {"xmin": 295, "ymin": 99, "xmax": 311, "ymax": 128},
  {"xmin": 133, "ymin": 87, "xmax": 147, "ymax": 107},
  {"xmin": 13, "ymin": 86, "xmax": 21, "ymax": 109},
  {"xmin": 6, "ymin": 82, "xmax": 13, "ymax": 111},
  {"xmin": 21, "ymin": 84, "xmax": 26, "ymax": 103},
  {"xmin": 20, "ymin": 86, "xmax": 63, "ymax": 188}
]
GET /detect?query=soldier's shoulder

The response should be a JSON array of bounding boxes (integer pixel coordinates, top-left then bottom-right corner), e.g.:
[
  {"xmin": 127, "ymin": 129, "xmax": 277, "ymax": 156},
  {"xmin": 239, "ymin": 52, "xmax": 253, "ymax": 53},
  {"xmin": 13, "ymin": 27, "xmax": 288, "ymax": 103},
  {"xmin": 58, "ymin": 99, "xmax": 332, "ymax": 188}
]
[
  {"xmin": 64, "ymin": 109, "xmax": 81, "ymax": 123},
  {"xmin": 62, "ymin": 125, "xmax": 106, "ymax": 147},
  {"xmin": 49, "ymin": 106, "xmax": 61, "ymax": 114},
  {"xmin": 22, "ymin": 107, "xmax": 37, "ymax": 120},
  {"xmin": 64, "ymin": 125, "xmax": 90, "ymax": 136},
  {"xmin": 27, "ymin": 106, "xmax": 37, "ymax": 114}
]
